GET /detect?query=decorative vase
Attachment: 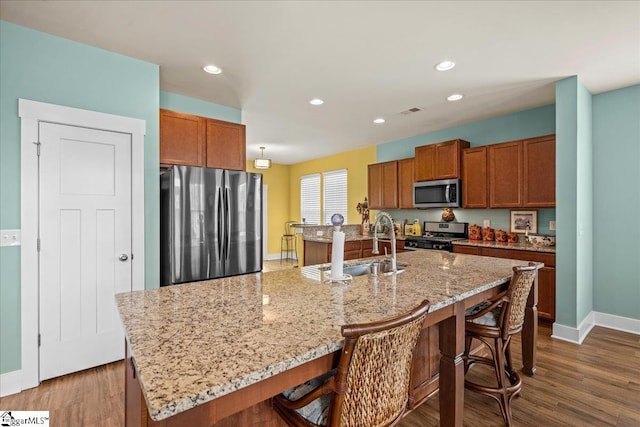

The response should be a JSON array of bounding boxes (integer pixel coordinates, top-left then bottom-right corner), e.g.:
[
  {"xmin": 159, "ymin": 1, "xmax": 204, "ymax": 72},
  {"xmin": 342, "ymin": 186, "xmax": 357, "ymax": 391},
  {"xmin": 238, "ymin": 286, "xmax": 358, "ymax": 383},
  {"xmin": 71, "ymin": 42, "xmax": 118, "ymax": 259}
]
[{"xmin": 441, "ymin": 208, "xmax": 455, "ymax": 222}]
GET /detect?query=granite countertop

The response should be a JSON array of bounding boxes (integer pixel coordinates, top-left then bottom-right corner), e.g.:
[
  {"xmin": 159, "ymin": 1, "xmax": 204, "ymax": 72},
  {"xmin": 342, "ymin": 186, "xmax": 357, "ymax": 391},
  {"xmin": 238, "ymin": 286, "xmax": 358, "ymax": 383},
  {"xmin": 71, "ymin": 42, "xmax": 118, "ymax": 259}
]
[
  {"xmin": 303, "ymin": 235, "xmax": 408, "ymax": 243},
  {"xmin": 115, "ymin": 250, "xmax": 535, "ymax": 421},
  {"xmin": 453, "ymin": 239, "xmax": 556, "ymax": 254}
]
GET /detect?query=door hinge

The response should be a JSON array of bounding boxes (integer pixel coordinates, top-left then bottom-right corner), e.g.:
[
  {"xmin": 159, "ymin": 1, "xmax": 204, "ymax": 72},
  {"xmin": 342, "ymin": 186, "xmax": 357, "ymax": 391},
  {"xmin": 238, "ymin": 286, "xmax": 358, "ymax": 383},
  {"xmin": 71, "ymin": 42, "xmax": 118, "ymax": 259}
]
[
  {"xmin": 37, "ymin": 238, "xmax": 41, "ymax": 252},
  {"xmin": 33, "ymin": 141, "xmax": 41, "ymax": 156},
  {"xmin": 38, "ymin": 334, "xmax": 41, "ymax": 347},
  {"xmin": 131, "ymin": 253, "xmax": 134, "ymax": 260}
]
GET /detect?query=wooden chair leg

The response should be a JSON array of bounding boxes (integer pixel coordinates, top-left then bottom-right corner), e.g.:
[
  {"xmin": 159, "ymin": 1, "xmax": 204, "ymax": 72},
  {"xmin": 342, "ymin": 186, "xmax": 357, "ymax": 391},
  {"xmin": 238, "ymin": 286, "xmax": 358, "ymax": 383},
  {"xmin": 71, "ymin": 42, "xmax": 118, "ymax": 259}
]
[{"xmin": 493, "ymin": 338, "xmax": 513, "ymax": 426}]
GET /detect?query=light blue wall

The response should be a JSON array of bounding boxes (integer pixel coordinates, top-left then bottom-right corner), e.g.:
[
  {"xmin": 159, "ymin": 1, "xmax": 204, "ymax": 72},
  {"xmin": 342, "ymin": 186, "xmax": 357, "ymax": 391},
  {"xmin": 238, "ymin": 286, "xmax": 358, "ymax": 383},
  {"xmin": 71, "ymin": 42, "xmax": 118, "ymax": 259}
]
[
  {"xmin": 554, "ymin": 78, "xmax": 579, "ymax": 327},
  {"xmin": 0, "ymin": 21, "xmax": 160, "ymax": 375},
  {"xmin": 555, "ymin": 76, "xmax": 594, "ymax": 328},
  {"xmin": 160, "ymin": 91, "xmax": 242, "ymax": 123},
  {"xmin": 593, "ymin": 85, "xmax": 640, "ymax": 319},
  {"xmin": 377, "ymin": 104, "xmax": 557, "ymax": 235},
  {"xmin": 576, "ymin": 83, "xmax": 593, "ymax": 323}
]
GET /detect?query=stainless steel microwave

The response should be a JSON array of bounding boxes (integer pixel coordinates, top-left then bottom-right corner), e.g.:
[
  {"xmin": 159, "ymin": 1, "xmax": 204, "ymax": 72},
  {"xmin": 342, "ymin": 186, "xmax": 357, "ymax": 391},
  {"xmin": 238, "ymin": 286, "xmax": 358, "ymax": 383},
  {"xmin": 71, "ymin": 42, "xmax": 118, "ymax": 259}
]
[{"xmin": 413, "ymin": 178, "xmax": 461, "ymax": 208}]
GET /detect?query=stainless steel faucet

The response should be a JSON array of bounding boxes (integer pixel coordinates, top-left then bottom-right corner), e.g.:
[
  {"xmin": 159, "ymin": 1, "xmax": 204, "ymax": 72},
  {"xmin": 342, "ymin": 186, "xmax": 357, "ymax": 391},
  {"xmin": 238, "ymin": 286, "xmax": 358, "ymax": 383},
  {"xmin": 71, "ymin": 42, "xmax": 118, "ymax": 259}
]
[{"xmin": 372, "ymin": 211, "xmax": 397, "ymax": 273}]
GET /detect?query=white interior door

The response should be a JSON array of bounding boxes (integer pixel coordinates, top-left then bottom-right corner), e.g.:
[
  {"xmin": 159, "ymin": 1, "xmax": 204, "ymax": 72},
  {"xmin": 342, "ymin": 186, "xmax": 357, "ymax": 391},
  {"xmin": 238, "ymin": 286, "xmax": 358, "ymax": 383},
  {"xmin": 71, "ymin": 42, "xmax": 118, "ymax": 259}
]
[{"xmin": 38, "ymin": 122, "xmax": 132, "ymax": 380}]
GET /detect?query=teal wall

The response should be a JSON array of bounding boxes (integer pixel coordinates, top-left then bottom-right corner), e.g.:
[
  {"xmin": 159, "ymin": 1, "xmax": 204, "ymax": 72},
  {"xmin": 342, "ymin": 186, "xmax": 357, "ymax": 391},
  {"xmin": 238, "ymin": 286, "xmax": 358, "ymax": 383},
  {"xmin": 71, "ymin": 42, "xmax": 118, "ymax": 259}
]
[
  {"xmin": 377, "ymin": 105, "xmax": 557, "ymax": 235},
  {"xmin": 593, "ymin": 85, "xmax": 640, "ymax": 319},
  {"xmin": 0, "ymin": 21, "xmax": 160, "ymax": 375},
  {"xmin": 575, "ymin": 82, "xmax": 593, "ymax": 323},
  {"xmin": 160, "ymin": 91, "xmax": 241, "ymax": 123},
  {"xmin": 555, "ymin": 76, "xmax": 593, "ymax": 328}
]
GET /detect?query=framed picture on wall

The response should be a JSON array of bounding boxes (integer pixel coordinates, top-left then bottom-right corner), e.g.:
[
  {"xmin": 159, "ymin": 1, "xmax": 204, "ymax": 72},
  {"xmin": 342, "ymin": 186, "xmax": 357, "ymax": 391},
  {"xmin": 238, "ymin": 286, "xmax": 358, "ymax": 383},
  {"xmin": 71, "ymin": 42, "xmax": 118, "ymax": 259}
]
[{"xmin": 510, "ymin": 210, "xmax": 538, "ymax": 234}]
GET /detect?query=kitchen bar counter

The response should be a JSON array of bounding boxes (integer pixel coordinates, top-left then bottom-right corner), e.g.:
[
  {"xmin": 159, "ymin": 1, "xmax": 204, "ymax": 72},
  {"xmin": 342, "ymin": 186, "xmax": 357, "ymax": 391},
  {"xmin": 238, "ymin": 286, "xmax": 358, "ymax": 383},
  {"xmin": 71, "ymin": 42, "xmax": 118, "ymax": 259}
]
[
  {"xmin": 303, "ymin": 234, "xmax": 408, "ymax": 243},
  {"xmin": 116, "ymin": 250, "xmax": 538, "ymax": 425},
  {"xmin": 453, "ymin": 239, "xmax": 556, "ymax": 254}
]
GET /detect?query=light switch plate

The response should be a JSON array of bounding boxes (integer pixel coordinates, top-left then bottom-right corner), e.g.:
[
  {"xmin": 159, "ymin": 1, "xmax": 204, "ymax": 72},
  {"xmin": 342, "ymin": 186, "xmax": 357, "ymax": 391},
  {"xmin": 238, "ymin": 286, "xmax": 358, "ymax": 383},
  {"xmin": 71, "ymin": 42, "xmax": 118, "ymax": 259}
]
[
  {"xmin": 1, "ymin": 229, "xmax": 21, "ymax": 247},
  {"xmin": 483, "ymin": 219, "xmax": 490, "ymax": 228},
  {"xmin": 549, "ymin": 221, "xmax": 556, "ymax": 231}
]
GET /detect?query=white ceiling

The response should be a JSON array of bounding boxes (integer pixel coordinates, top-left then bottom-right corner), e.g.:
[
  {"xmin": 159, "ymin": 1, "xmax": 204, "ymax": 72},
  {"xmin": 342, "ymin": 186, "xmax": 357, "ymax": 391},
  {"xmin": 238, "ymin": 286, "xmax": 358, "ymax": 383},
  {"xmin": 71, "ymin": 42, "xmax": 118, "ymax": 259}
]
[{"xmin": 2, "ymin": 1, "xmax": 638, "ymax": 164}]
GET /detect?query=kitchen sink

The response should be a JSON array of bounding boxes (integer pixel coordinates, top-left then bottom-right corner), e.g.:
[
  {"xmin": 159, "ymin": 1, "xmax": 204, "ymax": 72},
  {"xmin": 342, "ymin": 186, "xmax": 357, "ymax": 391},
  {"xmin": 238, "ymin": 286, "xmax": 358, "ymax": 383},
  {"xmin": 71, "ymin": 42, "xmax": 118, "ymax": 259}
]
[{"xmin": 319, "ymin": 259, "xmax": 408, "ymax": 277}]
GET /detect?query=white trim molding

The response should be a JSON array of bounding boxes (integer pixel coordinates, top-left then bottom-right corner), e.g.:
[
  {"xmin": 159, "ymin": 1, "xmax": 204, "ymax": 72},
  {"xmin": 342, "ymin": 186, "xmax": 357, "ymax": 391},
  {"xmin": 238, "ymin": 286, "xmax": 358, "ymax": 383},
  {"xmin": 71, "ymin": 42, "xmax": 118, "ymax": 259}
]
[
  {"xmin": 0, "ymin": 370, "xmax": 22, "ymax": 397},
  {"xmin": 551, "ymin": 311, "xmax": 639, "ymax": 344},
  {"xmin": 593, "ymin": 312, "xmax": 640, "ymax": 335},
  {"xmin": 19, "ymin": 99, "xmax": 146, "ymax": 391}
]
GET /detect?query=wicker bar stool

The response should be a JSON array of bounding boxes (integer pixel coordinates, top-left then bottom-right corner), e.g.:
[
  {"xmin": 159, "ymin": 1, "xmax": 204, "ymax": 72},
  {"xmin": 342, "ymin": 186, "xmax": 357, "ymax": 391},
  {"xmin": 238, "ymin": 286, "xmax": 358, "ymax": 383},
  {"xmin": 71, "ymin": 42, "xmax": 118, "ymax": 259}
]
[
  {"xmin": 280, "ymin": 221, "xmax": 298, "ymax": 265},
  {"xmin": 273, "ymin": 300, "xmax": 431, "ymax": 427},
  {"xmin": 463, "ymin": 262, "xmax": 542, "ymax": 426}
]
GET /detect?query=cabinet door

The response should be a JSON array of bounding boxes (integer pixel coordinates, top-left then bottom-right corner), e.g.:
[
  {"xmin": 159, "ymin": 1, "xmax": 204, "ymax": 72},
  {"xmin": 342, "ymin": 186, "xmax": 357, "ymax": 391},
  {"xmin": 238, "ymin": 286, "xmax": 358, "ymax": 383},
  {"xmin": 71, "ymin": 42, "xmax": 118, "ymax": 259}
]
[
  {"xmin": 537, "ymin": 266, "xmax": 556, "ymax": 321},
  {"xmin": 206, "ymin": 119, "xmax": 246, "ymax": 171},
  {"xmin": 462, "ymin": 146, "xmax": 488, "ymax": 208},
  {"xmin": 160, "ymin": 109, "xmax": 206, "ymax": 167},
  {"xmin": 368, "ymin": 163, "xmax": 383, "ymax": 209},
  {"xmin": 414, "ymin": 144, "xmax": 435, "ymax": 181},
  {"xmin": 368, "ymin": 161, "xmax": 398, "ymax": 209},
  {"xmin": 398, "ymin": 158, "xmax": 415, "ymax": 209},
  {"xmin": 524, "ymin": 135, "xmax": 555, "ymax": 207},
  {"xmin": 303, "ymin": 241, "xmax": 331, "ymax": 266},
  {"xmin": 489, "ymin": 141, "xmax": 523, "ymax": 207},
  {"xmin": 435, "ymin": 139, "xmax": 469, "ymax": 179}
]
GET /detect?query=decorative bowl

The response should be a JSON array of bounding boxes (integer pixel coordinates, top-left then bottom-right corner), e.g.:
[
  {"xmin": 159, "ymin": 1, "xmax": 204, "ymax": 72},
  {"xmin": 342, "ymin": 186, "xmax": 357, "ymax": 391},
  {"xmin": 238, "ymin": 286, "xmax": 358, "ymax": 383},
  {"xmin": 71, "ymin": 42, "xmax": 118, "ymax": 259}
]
[{"xmin": 527, "ymin": 234, "xmax": 556, "ymax": 247}]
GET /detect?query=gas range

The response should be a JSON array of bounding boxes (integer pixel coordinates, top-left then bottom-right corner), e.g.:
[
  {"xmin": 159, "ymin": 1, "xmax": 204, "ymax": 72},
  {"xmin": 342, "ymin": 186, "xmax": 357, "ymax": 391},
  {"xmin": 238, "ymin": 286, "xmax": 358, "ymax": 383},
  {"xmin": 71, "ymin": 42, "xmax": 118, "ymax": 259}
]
[{"xmin": 404, "ymin": 221, "xmax": 468, "ymax": 252}]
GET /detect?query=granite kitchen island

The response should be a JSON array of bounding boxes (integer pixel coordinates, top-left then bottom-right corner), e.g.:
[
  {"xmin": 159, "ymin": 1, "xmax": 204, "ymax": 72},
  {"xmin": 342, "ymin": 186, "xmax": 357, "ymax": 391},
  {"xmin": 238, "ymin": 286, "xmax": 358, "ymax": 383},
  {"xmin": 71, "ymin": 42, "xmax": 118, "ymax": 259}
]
[{"xmin": 116, "ymin": 250, "xmax": 541, "ymax": 427}]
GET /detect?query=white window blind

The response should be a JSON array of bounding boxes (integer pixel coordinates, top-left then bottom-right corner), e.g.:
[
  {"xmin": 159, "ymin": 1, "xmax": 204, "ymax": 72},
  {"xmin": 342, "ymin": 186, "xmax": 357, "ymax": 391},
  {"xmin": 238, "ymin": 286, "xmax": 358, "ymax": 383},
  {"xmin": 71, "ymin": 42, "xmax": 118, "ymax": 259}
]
[
  {"xmin": 300, "ymin": 174, "xmax": 321, "ymax": 225},
  {"xmin": 323, "ymin": 169, "xmax": 348, "ymax": 225}
]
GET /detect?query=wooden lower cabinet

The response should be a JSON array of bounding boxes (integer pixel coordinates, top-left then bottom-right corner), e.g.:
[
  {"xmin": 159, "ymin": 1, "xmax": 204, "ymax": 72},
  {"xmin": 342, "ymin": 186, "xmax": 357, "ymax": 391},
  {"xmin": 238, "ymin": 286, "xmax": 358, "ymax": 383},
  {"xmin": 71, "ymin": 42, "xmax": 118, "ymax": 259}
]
[
  {"xmin": 303, "ymin": 239, "xmax": 405, "ymax": 266},
  {"xmin": 452, "ymin": 245, "xmax": 556, "ymax": 321}
]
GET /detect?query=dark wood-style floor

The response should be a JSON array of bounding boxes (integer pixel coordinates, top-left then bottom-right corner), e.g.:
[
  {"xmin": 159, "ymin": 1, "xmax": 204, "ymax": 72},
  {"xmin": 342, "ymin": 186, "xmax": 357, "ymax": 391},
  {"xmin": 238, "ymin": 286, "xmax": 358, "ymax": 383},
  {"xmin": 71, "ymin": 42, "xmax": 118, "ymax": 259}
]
[{"xmin": 1, "ymin": 324, "xmax": 638, "ymax": 426}]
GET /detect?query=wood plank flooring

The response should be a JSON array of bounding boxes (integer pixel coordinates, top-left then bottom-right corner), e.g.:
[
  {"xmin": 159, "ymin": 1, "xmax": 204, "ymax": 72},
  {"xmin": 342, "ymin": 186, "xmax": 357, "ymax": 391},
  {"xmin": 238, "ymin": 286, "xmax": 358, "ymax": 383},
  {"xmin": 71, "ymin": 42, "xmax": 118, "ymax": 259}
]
[{"xmin": 1, "ymin": 323, "xmax": 638, "ymax": 426}]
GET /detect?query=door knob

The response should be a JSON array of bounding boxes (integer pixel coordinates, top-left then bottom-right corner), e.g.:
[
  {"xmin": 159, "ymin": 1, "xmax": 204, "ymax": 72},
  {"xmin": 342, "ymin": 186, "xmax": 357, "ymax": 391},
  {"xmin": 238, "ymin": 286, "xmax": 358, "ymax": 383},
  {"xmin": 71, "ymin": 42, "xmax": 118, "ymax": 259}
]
[{"xmin": 119, "ymin": 254, "xmax": 129, "ymax": 262}]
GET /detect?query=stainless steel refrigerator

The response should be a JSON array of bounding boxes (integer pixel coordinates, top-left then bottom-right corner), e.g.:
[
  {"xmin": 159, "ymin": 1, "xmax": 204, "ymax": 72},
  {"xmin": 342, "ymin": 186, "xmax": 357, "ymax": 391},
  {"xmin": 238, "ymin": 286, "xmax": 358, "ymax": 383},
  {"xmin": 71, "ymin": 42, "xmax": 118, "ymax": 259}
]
[{"xmin": 160, "ymin": 165, "xmax": 262, "ymax": 286}]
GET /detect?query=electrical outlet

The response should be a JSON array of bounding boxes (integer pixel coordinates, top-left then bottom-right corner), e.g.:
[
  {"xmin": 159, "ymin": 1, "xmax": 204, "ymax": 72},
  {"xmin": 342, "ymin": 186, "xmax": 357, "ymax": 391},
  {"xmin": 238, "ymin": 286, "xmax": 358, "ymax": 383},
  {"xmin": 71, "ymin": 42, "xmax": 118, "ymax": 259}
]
[
  {"xmin": 483, "ymin": 219, "xmax": 490, "ymax": 228},
  {"xmin": 1, "ymin": 229, "xmax": 21, "ymax": 247},
  {"xmin": 549, "ymin": 221, "xmax": 556, "ymax": 231}
]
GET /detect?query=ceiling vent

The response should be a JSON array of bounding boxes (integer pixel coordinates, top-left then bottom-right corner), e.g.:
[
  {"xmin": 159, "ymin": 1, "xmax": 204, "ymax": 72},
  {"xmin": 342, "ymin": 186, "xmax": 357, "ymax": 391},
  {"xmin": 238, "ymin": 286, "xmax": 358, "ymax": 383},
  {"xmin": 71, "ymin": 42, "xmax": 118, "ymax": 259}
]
[{"xmin": 400, "ymin": 106, "xmax": 424, "ymax": 115}]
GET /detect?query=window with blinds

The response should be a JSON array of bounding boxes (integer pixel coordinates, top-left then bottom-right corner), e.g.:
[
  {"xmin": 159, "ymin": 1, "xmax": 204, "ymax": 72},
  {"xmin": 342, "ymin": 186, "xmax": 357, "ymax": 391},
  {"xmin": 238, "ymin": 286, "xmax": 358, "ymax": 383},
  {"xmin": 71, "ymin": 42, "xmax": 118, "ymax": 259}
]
[
  {"xmin": 323, "ymin": 169, "xmax": 348, "ymax": 225},
  {"xmin": 300, "ymin": 173, "xmax": 321, "ymax": 225}
]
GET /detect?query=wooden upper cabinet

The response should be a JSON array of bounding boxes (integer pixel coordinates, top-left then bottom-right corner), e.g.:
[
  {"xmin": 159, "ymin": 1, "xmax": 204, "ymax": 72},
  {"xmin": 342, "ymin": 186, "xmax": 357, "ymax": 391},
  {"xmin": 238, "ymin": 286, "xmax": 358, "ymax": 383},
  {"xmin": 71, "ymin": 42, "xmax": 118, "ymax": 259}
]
[
  {"xmin": 205, "ymin": 118, "xmax": 246, "ymax": 171},
  {"xmin": 397, "ymin": 158, "xmax": 415, "ymax": 209},
  {"xmin": 414, "ymin": 145, "xmax": 436, "ymax": 181},
  {"xmin": 462, "ymin": 146, "xmax": 488, "ymax": 208},
  {"xmin": 488, "ymin": 141, "xmax": 523, "ymax": 208},
  {"xmin": 368, "ymin": 161, "xmax": 398, "ymax": 209},
  {"xmin": 487, "ymin": 134, "xmax": 556, "ymax": 208},
  {"xmin": 160, "ymin": 109, "xmax": 246, "ymax": 171},
  {"xmin": 415, "ymin": 139, "xmax": 470, "ymax": 181},
  {"xmin": 160, "ymin": 109, "xmax": 206, "ymax": 167},
  {"xmin": 523, "ymin": 135, "xmax": 556, "ymax": 207}
]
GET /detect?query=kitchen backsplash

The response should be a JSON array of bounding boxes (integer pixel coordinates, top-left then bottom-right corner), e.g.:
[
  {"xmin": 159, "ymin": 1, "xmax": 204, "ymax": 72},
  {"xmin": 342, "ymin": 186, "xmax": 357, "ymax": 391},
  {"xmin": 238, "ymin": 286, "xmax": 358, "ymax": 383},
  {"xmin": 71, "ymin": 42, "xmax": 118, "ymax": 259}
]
[{"xmin": 386, "ymin": 208, "xmax": 556, "ymax": 236}]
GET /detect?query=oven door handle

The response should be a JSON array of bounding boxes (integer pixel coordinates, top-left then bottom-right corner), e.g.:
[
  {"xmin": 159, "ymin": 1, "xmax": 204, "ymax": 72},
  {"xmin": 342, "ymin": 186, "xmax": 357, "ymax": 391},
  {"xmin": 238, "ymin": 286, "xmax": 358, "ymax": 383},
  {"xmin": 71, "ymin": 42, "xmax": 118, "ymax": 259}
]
[{"xmin": 445, "ymin": 184, "xmax": 451, "ymax": 203}]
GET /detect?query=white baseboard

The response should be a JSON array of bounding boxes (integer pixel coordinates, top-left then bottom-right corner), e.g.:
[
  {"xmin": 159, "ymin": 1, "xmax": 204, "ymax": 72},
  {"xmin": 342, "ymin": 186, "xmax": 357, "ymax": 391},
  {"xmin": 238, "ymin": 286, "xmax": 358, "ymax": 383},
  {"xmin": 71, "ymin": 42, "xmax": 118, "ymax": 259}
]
[
  {"xmin": 0, "ymin": 369, "xmax": 22, "ymax": 397},
  {"xmin": 551, "ymin": 311, "xmax": 639, "ymax": 344},
  {"xmin": 593, "ymin": 311, "xmax": 640, "ymax": 335}
]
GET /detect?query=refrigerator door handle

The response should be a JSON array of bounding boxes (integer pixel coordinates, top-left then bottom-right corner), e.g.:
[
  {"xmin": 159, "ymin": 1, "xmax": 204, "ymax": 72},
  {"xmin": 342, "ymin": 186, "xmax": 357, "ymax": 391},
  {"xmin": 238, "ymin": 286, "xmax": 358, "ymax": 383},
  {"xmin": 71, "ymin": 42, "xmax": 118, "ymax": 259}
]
[
  {"xmin": 217, "ymin": 187, "xmax": 223, "ymax": 261},
  {"xmin": 225, "ymin": 187, "xmax": 231, "ymax": 259}
]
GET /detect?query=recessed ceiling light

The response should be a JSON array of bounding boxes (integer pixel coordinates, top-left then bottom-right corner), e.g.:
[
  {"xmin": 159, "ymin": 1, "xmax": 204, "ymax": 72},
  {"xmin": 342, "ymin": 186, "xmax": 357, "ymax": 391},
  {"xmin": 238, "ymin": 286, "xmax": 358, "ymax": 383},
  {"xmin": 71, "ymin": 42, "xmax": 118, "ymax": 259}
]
[
  {"xmin": 447, "ymin": 93, "xmax": 464, "ymax": 101},
  {"xmin": 373, "ymin": 118, "xmax": 385, "ymax": 124},
  {"xmin": 309, "ymin": 98, "xmax": 324, "ymax": 106},
  {"xmin": 435, "ymin": 60, "xmax": 456, "ymax": 71},
  {"xmin": 203, "ymin": 65, "xmax": 222, "ymax": 74}
]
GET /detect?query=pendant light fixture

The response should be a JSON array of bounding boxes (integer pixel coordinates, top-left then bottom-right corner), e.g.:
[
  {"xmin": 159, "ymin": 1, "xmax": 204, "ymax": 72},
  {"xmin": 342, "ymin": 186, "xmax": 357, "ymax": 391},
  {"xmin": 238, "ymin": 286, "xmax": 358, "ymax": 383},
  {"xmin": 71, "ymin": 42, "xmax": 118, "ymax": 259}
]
[{"xmin": 254, "ymin": 146, "xmax": 271, "ymax": 169}]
